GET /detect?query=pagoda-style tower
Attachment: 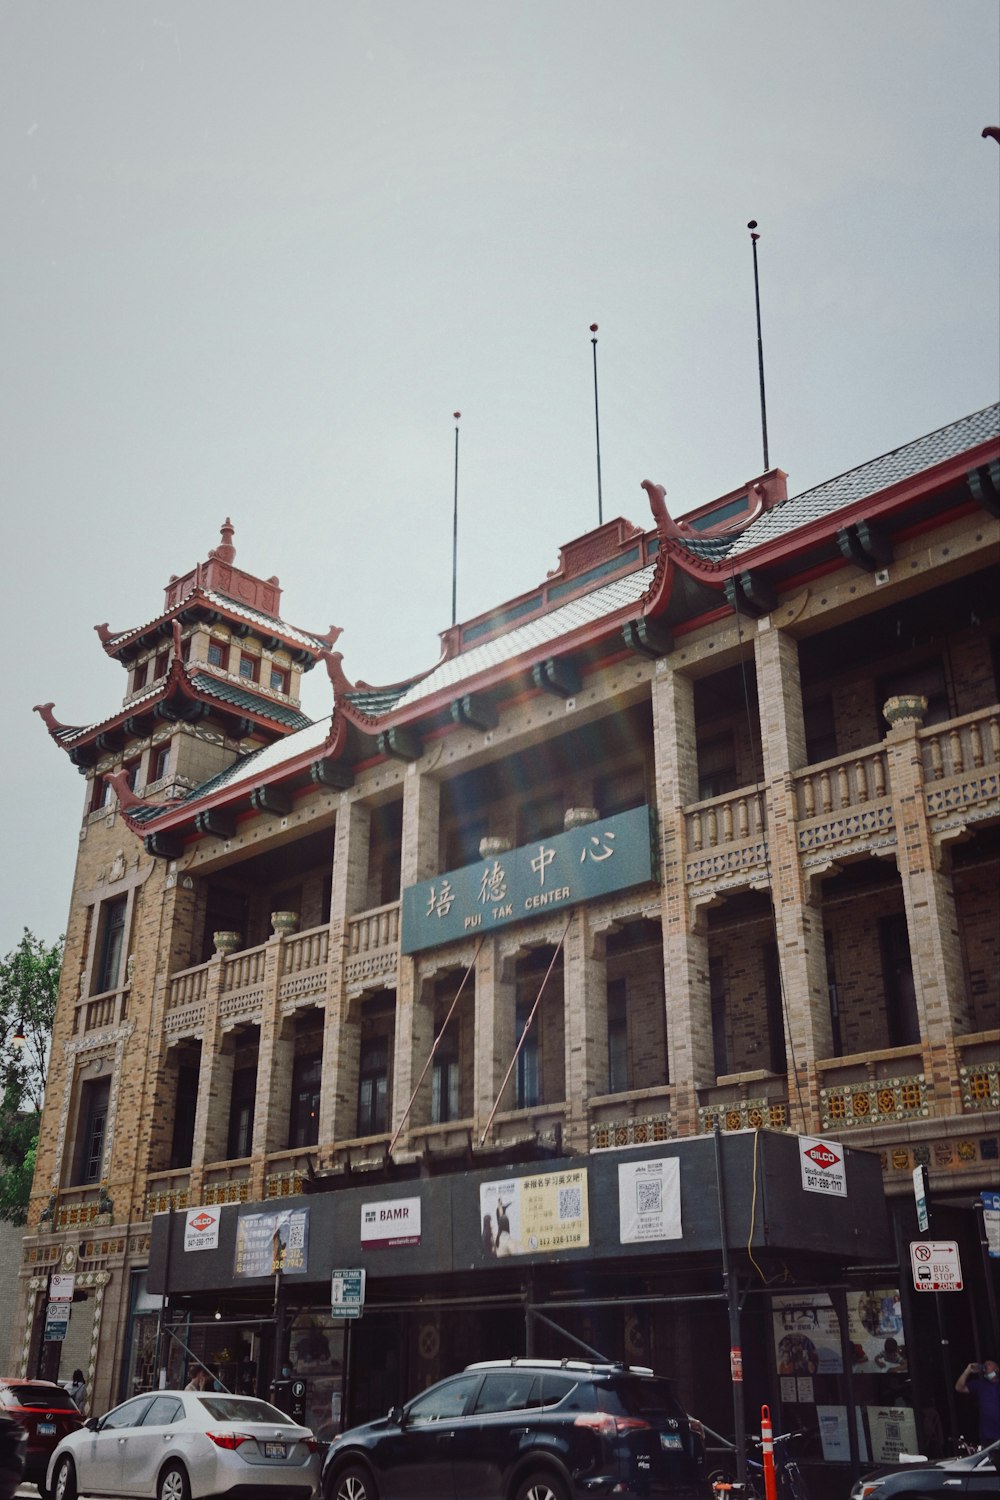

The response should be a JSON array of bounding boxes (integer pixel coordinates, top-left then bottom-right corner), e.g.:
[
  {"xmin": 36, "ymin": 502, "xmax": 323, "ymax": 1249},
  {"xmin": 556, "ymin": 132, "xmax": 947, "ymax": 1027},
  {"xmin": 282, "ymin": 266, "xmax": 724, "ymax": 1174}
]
[{"xmin": 36, "ymin": 520, "xmax": 339, "ymax": 842}]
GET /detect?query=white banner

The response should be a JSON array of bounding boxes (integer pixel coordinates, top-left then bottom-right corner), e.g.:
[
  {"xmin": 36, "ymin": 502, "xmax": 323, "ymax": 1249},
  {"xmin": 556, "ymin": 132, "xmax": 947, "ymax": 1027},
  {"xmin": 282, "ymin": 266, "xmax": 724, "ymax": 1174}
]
[{"xmin": 618, "ymin": 1156, "xmax": 681, "ymax": 1243}]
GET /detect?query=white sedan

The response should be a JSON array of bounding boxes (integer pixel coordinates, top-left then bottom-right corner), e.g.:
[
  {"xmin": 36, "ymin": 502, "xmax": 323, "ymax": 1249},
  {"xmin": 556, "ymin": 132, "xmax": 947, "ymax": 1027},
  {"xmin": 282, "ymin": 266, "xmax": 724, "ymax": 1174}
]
[{"xmin": 46, "ymin": 1390, "xmax": 321, "ymax": 1499}]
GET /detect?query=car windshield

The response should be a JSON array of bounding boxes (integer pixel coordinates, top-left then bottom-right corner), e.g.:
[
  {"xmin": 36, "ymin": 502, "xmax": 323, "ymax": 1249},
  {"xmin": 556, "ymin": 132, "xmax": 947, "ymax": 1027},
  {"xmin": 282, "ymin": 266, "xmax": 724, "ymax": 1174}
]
[
  {"xmin": 599, "ymin": 1377, "xmax": 686, "ymax": 1423},
  {"xmin": 3, "ymin": 1385, "xmax": 79, "ymax": 1411},
  {"xmin": 197, "ymin": 1397, "xmax": 291, "ymax": 1424}
]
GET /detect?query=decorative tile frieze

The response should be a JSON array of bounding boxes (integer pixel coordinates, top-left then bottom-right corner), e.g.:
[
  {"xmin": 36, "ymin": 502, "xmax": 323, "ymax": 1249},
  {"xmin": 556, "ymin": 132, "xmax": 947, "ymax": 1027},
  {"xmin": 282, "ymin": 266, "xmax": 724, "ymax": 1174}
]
[
  {"xmin": 959, "ymin": 1059, "xmax": 999, "ymax": 1112},
  {"xmin": 590, "ymin": 1113, "xmax": 673, "ymax": 1150},
  {"xmin": 820, "ymin": 1073, "xmax": 928, "ymax": 1131},
  {"xmin": 145, "ymin": 1187, "xmax": 190, "ymax": 1216},
  {"xmin": 797, "ymin": 803, "xmax": 895, "ymax": 851},
  {"xmin": 698, "ymin": 1098, "xmax": 788, "ymax": 1132},
  {"xmin": 265, "ymin": 1170, "xmax": 305, "ymax": 1198},
  {"xmin": 202, "ymin": 1177, "xmax": 251, "ymax": 1205},
  {"xmin": 685, "ymin": 840, "xmax": 768, "ymax": 884}
]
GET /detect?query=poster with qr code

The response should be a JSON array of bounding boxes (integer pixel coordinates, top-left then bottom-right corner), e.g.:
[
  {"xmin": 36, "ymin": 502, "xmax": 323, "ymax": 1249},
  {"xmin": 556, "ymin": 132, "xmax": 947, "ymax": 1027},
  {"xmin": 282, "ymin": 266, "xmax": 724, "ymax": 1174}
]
[
  {"xmin": 234, "ymin": 1208, "xmax": 309, "ymax": 1277},
  {"xmin": 866, "ymin": 1406, "xmax": 918, "ymax": 1463},
  {"xmin": 617, "ymin": 1156, "xmax": 681, "ymax": 1243},
  {"xmin": 479, "ymin": 1169, "xmax": 589, "ymax": 1257}
]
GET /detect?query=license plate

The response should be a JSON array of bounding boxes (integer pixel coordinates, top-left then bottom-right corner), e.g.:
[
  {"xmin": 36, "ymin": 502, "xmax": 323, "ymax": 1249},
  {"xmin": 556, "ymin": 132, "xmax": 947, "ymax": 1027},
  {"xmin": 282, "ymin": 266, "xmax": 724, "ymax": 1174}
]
[
  {"xmin": 38, "ymin": 1422, "xmax": 56, "ymax": 1436},
  {"xmin": 264, "ymin": 1442, "xmax": 286, "ymax": 1458},
  {"xmin": 660, "ymin": 1433, "xmax": 682, "ymax": 1450}
]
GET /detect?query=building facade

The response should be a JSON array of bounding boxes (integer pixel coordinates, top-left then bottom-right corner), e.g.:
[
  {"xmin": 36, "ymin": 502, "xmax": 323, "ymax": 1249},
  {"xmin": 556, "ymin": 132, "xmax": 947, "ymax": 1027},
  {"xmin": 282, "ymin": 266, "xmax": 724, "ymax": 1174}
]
[{"xmin": 17, "ymin": 407, "xmax": 1000, "ymax": 1482}]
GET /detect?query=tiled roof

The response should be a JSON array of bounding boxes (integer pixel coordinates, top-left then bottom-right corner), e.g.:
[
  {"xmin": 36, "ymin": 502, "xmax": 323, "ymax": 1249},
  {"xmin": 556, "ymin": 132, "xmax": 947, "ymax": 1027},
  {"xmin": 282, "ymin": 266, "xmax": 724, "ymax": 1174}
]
[
  {"xmin": 188, "ymin": 672, "xmax": 312, "ymax": 729},
  {"xmin": 344, "ymin": 567, "xmax": 656, "ymax": 717},
  {"xmin": 104, "ymin": 587, "xmax": 331, "ymax": 654},
  {"xmin": 129, "ymin": 716, "xmax": 334, "ymax": 824},
  {"xmin": 674, "ymin": 403, "xmax": 1000, "ymax": 566}
]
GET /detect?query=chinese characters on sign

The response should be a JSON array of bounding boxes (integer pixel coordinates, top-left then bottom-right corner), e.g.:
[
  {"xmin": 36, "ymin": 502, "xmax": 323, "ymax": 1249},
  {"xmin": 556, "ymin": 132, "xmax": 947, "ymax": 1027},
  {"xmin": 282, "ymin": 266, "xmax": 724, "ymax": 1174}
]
[
  {"xmin": 479, "ymin": 1169, "xmax": 589, "ymax": 1258},
  {"xmin": 402, "ymin": 806, "xmax": 654, "ymax": 954},
  {"xmin": 234, "ymin": 1208, "xmax": 309, "ymax": 1278}
]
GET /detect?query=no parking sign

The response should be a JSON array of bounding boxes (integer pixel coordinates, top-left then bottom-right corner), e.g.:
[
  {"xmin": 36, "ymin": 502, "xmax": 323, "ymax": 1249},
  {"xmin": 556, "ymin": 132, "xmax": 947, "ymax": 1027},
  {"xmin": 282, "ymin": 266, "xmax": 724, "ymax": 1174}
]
[{"xmin": 909, "ymin": 1239, "xmax": 963, "ymax": 1291}]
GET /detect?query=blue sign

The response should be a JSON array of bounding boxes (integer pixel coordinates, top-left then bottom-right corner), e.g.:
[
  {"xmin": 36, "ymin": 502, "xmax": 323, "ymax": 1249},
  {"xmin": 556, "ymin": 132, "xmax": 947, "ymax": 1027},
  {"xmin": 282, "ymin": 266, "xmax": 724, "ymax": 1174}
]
[
  {"xmin": 982, "ymin": 1191, "xmax": 1000, "ymax": 1259},
  {"xmin": 401, "ymin": 805, "xmax": 656, "ymax": 954}
]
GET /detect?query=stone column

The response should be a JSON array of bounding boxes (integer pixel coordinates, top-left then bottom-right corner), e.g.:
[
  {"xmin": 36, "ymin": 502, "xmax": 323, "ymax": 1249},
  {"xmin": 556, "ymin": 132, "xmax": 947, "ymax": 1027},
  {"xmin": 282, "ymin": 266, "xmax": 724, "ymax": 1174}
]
[
  {"xmin": 651, "ymin": 661, "xmax": 713, "ymax": 1136},
  {"xmin": 562, "ymin": 910, "xmax": 608, "ymax": 1153},
  {"xmin": 882, "ymin": 704, "xmax": 973, "ymax": 1107},
  {"xmin": 754, "ymin": 620, "xmax": 832, "ymax": 1131},
  {"xmin": 322, "ymin": 798, "xmax": 371, "ymax": 1145},
  {"xmin": 188, "ymin": 956, "xmax": 232, "ymax": 1196},
  {"xmin": 250, "ymin": 935, "xmax": 293, "ymax": 1193},
  {"xmin": 474, "ymin": 938, "xmax": 518, "ymax": 1132},
  {"xmin": 391, "ymin": 769, "xmax": 442, "ymax": 1141}
]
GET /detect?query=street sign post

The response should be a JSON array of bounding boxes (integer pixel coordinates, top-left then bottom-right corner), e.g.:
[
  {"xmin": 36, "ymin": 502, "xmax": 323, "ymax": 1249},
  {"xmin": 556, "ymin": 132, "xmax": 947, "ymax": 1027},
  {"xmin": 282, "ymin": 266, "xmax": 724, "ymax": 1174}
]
[
  {"xmin": 44, "ymin": 1301, "xmax": 71, "ymax": 1341},
  {"xmin": 982, "ymin": 1191, "xmax": 1000, "ymax": 1259},
  {"xmin": 912, "ymin": 1165, "xmax": 929, "ymax": 1233},
  {"xmin": 331, "ymin": 1268, "xmax": 366, "ymax": 1320},
  {"xmin": 909, "ymin": 1239, "xmax": 963, "ymax": 1292}
]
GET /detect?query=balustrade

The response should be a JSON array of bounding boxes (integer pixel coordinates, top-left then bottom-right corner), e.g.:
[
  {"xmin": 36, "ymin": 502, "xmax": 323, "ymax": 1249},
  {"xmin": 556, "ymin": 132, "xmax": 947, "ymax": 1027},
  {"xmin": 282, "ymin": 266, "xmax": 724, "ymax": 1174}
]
[
  {"xmin": 684, "ymin": 785, "xmax": 768, "ymax": 886},
  {"xmin": 166, "ymin": 964, "xmax": 210, "ymax": 1012},
  {"xmin": 921, "ymin": 707, "xmax": 1000, "ymax": 826}
]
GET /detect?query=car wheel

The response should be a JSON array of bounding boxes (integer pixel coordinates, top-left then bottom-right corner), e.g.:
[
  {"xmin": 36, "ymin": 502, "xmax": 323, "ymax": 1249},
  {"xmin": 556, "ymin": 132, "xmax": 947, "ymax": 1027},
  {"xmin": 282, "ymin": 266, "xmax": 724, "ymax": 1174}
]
[
  {"xmin": 513, "ymin": 1472, "xmax": 569, "ymax": 1500},
  {"xmin": 328, "ymin": 1463, "xmax": 380, "ymax": 1500},
  {"xmin": 157, "ymin": 1460, "xmax": 192, "ymax": 1500},
  {"xmin": 52, "ymin": 1456, "xmax": 78, "ymax": 1500}
]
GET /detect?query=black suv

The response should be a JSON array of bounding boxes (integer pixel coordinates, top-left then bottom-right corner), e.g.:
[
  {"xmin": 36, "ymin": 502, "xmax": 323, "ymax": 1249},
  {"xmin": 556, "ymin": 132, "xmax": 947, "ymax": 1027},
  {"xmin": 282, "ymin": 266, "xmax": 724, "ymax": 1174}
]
[{"xmin": 322, "ymin": 1357, "xmax": 706, "ymax": 1500}]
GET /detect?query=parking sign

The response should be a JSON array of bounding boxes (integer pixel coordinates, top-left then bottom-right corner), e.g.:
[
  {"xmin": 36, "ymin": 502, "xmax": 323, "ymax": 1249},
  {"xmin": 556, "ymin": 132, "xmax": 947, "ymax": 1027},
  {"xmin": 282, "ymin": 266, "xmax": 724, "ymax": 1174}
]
[{"xmin": 909, "ymin": 1239, "xmax": 963, "ymax": 1292}]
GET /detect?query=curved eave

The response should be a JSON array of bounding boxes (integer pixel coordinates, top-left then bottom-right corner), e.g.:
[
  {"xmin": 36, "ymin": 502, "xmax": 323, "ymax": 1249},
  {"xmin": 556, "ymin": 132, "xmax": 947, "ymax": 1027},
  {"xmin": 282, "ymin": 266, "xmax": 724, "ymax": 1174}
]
[
  {"xmin": 100, "ymin": 588, "xmax": 331, "ymax": 666},
  {"xmin": 122, "ymin": 713, "xmax": 351, "ymax": 841},
  {"xmin": 655, "ymin": 435, "xmax": 999, "ymax": 585}
]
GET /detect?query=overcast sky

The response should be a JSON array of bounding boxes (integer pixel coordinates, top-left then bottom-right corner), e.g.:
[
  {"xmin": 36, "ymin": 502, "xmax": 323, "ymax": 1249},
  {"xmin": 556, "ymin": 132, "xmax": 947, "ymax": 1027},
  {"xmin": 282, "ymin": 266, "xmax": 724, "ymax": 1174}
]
[{"xmin": 2, "ymin": 0, "xmax": 998, "ymax": 956}]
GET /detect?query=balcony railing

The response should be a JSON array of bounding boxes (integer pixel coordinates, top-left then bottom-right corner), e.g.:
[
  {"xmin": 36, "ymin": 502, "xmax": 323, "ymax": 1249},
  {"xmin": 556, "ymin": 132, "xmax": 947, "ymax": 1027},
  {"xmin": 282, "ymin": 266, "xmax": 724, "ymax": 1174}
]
[
  {"xmin": 795, "ymin": 746, "xmax": 894, "ymax": 861},
  {"xmin": 684, "ymin": 785, "xmax": 768, "ymax": 888},
  {"xmin": 956, "ymin": 1030, "xmax": 1000, "ymax": 1114},
  {"xmin": 166, "ymin": 963, "xmax": 210, "ymax": 1012},
  {"xmin": 345, "ymin": 902, "xmax": 400, "ymax": 993},
  {"xmin": 921, "ymin": 707, "xmax": 1000, "ymax": 828},
  {"xmin": 816, "ymin": 1045, "xmax": 929, "ymax": 1132},
  {"xmin": 278, "ymin": 925, "xmax": 330, "ymax": 1006}
]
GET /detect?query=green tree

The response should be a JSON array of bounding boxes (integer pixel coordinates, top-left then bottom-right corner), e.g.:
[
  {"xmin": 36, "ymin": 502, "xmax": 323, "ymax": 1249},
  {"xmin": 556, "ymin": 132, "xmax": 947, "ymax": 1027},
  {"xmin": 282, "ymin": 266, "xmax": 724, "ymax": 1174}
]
[{"xmin": 0, "ymin": 929, "xmax": 61, "ymax": 1223}]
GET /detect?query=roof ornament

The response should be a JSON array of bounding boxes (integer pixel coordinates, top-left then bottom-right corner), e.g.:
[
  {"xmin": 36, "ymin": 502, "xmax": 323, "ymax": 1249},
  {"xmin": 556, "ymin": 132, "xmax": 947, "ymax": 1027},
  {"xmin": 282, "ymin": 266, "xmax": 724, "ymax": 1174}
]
[
  {"xmin": 323, "ymin": 652, "xmax": 356, "ymax": 698},
  {"xmin": 209, "ymin": 518, "xmax": 236, "ymax": 565},
  {"xmin": 102, "ymin": 769, "xmax": 154, "ymax": 813},
  {"xmin": 94, "ymin": 623, "xmax": 115, "ymax": 645},
  {"xmin": 33, "ymin": 702, "xmax": 72, "ymax": 734},
  {"xmin": 171, "ymin": 619, "xmax": 184, "ymax": 664},
  {"xmin": 983, "ymin": 126, "xmax": 1000, "ymax": 144}
]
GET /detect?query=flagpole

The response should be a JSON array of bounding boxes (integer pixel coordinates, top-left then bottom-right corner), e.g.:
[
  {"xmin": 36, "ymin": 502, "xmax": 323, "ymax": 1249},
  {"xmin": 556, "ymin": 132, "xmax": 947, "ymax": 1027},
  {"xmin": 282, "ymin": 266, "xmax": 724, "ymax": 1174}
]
[
  {"xmin": 747, "ymin": 222, "xmax": 769, "ymax": 470},
  {"xmin": 451, "ymin": 411, "xmax": 461, "ymax": 627},
  {"xmin": 590, "ymin": 324, "xmax": 603, "ymax": 526}
]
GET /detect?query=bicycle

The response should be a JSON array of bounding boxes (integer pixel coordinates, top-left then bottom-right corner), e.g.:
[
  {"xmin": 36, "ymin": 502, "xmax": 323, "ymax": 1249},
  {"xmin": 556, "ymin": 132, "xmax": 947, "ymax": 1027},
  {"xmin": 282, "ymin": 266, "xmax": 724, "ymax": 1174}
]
[{"xmin": 708, "ymin": 1426, "xmax": 811, "ymax": 1500}]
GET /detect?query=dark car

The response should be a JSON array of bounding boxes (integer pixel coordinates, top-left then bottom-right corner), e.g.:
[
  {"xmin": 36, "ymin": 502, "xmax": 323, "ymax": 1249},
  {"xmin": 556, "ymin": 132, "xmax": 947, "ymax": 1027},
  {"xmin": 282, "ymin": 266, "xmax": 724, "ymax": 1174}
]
[
  {"xmin": 321, "ymin": 1358, "xmax": 705, "ymax": 1500},
  {"xmin": 849, "ymin": 1439, "xmax": 1000, "ymax": 1498},
  {"xmin": 0, "ymin": 1379, "xmax": 84, "ymax": 1495},
  {"xmin": 0, "ymin": 1409, "xmax": 27, "ymax": 1500}
]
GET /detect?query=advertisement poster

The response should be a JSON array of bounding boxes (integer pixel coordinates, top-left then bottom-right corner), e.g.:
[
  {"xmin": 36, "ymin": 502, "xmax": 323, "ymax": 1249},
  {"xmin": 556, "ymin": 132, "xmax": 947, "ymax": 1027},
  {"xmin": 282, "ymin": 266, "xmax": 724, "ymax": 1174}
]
[
  {"xmin": 234, "ymin": 1208, "xmax": 309, "ymax": 1277},
  {"xmin": 816, "ymin": 1405, "xmax": 868, "ymax": 1463},
  {"xmin": 618, "ymin": 1156, "xmax": 681, "ymax": 1243},
  {"xmin": 480, "ymin": 1168, "xmax": 589, "ymax": 1257},
  {"xmin": 846, "ymin": 1289, "xmax": 906, "ymax": 1373},
  {"xmin": 867, "ymin": 1406, "xmax": 919, "ymax": 1463},
  {"xmin": 361, "ymin": 1196, "xmax": 422, "ymax": 1250},
  {"xmin": 772, "ymin": 1293, "xmax": 843, "ymax": 1375}
]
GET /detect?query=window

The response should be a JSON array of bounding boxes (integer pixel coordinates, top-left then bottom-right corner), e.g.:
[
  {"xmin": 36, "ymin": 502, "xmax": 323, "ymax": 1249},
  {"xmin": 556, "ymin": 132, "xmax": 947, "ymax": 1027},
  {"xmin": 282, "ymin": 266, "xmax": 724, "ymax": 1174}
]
[
  {"xmin": 95, "ymin": 897, "xmax": 127, "ymax": 994},
  {"xmin": 227, "ymin": 1033, "xmax": 259, "ymax": 1159},
  {"xmin": 100, "ymin": 1395, "xmax": 155, "ymax": 1430},
  {"xmin": 519, "ymin": 794, "xmax": 564, "ymax": 843},
  {"xmin": 207, "ymin": 639, "xmax": 228, "ymax": 670},
  {"xmin": 154, "ymin": 650, "xmax": 169, "ymax": 680},
  {"xmin": 431, "ymin": 1030, "xmax": 460, "ymax": 1123},
  {"xmin": 762, "ymin": 941, "xmax": 788, "ymax": 1074},
  {"xmin": 289, "ymin": 1053, "xmax": 322, "ymax": 1148},
  {"xmin": 239, "ymin": 653, "xmax": 260, "ymax": 683},
  {"xmin": 141, "ymin": 1396, "xmax": 184, "ymax": 1426},
  {"xmin": 515, "ymin": 1000, "xmax": 540, "ymax": 1109},
  {"xmin": 269, "ymin": 665, "xmax": 290, "ymax": 694},
  {"xmin": 710, "ymin": 957, "xmax": 729, "ymax": 1077},
  {"xmin": 472, "ymin": 1371, "xmax": 537, "ymax": 1414},
  {"xmin": 170, "ymin": 1061, "xmax": 200, "ymax": 1169},
  {"xmin": 124, "ymin": 759, "xmax": 140, "ymax": 793},
  {"xmin": 804, "ymin": 695, "xmax": 837, "ymax": 764},
  {"xmin": 607, "ymin": 979, "xmax": 629, "ymax": 1093},
  {"xmin": 698, "ymin": 732, "xmax": 737, "ymax": 801},
  {"xmin": 357, "ymin": 1040, "xmax": 389, "ymax": 1136},
  {"xmin": 90, "ymin": 775, "xmax": 111, "ymax": 814},
  {"xmin": 74, "ymin": 1077, "xmax": 110, "ymax": 1184},
  {"xmin": 879, "ymin": 912, "xmax": 920, "ymax": 1047},
  {"xmin": 825, "ymin": 929, "xmax": 843, "ymax": 1056},
  {"xmin": 132, "ymin": 662, "xmax": 147, "ymax": 693},
  {"xmin": 149, "ymin": 744, "xmax": 171, "ymax": 783},
  {"xmin": 407, "ymin": 1375, "xmax": 480, "ymax": 1424}
]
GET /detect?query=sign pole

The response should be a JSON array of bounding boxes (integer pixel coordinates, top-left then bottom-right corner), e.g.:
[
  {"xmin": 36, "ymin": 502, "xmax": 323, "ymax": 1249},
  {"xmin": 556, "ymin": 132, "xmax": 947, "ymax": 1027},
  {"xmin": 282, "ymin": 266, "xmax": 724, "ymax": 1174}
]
[
  {"xmin": 973, "ymin": 1197, "xmax": 1000, "ymax": 1358},
  {"xmin": 713, "ymin": 1120, "xmax": 747, "ymax": 1485}
]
